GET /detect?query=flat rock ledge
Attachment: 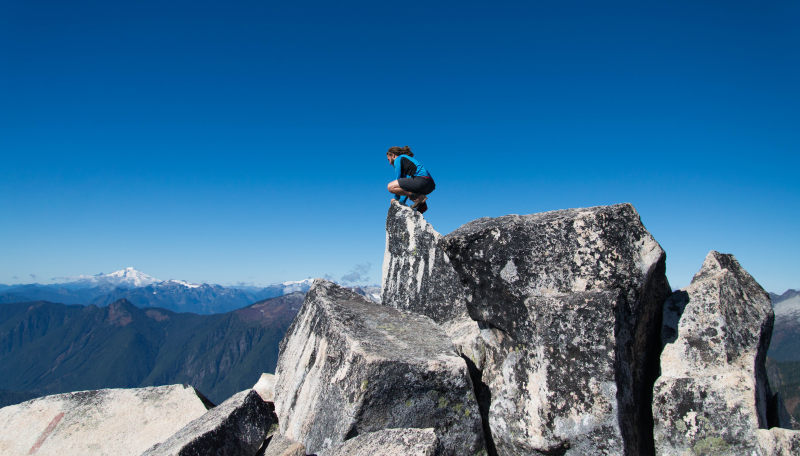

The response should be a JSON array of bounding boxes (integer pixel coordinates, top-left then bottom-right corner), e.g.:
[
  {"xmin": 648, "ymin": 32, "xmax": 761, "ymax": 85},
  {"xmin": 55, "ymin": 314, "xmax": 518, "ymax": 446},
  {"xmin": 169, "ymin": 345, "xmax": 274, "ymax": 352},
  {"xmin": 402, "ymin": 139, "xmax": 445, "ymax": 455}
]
[
  {"xmin": 273, "ymin": 280, "xmax": 485, "ymax": 456},
  {"xmin": 321, "ymin": 428, "xmax": 439, "ymax": 456},
  {"xmin": 143, "ymin": 389, "xmax": 276, "ymax": 456},
  {"xmin": 0, "ymin": 384, "xmax": 210, "ymax": 456},
  {"xmin": 654, "ymin": 251, "xmax": 800, "ymax": 455},
  {"xmin": 441, "ymin": 203, "xmax": 672, "ymax": 455}
]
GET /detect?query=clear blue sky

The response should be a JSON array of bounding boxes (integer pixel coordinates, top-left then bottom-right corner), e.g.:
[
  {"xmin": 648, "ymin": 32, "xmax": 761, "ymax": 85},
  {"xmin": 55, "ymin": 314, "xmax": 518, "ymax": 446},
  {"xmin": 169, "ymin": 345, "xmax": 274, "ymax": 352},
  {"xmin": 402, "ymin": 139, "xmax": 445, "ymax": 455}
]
[{"xmin": 1, "ymin": 0, "xmax": 798, "ymax": 292}]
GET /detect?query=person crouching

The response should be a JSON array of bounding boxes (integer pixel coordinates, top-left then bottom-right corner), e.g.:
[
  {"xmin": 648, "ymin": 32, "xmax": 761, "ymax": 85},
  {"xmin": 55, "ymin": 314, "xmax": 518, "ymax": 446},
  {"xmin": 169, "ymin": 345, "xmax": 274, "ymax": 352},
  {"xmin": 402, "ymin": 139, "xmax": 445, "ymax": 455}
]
[{"xmin": 386, "ymin": 146, "xmax": 435, "ymax": 214}]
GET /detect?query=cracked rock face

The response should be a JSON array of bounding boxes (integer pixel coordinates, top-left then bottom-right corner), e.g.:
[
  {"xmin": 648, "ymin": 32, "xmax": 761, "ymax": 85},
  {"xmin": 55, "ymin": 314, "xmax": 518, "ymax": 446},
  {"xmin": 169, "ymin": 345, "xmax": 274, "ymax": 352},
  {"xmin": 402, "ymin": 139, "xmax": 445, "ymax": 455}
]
[
  {"xmin": 273, "ymin": 279, "xmax": 485, "ymax": 456},
  {"xmin": 142, "ymin": 389, "xmax": 276, "ymax": 456},
  {"xmin": 441, "ymin": 203, "xmax": 671, "ymax": 455},
  {"xmin": 653, "ymin": 251, "xmax": 799, "ymax": 455},
  {"xmin": 0, "ymin": 385, "xmax": 210, "ymax": 456}
]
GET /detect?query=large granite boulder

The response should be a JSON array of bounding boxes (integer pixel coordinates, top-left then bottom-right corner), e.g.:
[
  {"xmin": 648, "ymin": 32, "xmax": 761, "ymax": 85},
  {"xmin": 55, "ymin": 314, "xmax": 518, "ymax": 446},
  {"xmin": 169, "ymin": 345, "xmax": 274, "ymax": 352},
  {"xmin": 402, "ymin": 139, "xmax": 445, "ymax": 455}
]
[
  {"xmin": 321, "ymin": 428, "xmax": 439, "ymax": 456},
  {"xmin": 143, "ymin": 389, "xmax": 276, "ymax": 456},
  {"xmin": 0, "ymin": 384, "xmax": 210, "ymax": 456},
  {"xmin": 273, "ymin": 279, "xmax": 485, "ymax": 456},
  {"xmin": 654, "ymin": 251, "xmax": 800, "ymax": 455},
  {"xmin": 441, "ymin": 203, "xmax": 671, "ymax": 455}
]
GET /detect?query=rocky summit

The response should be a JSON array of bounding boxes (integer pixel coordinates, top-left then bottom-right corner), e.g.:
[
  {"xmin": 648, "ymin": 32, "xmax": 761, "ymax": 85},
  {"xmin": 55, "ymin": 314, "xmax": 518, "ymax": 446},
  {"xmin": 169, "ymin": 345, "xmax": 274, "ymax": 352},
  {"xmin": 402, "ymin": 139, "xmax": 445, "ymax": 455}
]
[
  {"xmin": 1, "ymin": 201, "xmax": 798, "ymax": 455},
  {"xmin": 654, "ymin": 251, "xmax": 800, "ymax": 455}
]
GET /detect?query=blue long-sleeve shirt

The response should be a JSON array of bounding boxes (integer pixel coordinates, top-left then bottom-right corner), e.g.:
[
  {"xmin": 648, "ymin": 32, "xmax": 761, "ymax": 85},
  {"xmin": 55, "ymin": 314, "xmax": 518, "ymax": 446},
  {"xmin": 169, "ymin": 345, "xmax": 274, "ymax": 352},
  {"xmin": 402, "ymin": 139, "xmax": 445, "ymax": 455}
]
[{"xmin": 393, "ymin": 155, "xmax": 430, "ymax": 204}]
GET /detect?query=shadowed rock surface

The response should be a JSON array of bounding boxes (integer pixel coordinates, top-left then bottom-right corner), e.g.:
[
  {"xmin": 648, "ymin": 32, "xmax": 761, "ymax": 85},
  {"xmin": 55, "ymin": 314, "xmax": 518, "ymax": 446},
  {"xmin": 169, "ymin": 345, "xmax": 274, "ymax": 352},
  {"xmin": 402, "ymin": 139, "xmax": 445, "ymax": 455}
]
[
  {"xmin": 142, "ymin": 389, "xmax": 276, "ymax": 456},
  {"xmin": 441, "ymin": 203, "xmax": 671, "ymax": 455},
  {"xmin": 320, "ymin": 428, "xmax": 439, "ymax": 456},
  {"xmin": 273, "ymin": 280, "xmax": 485, "ymax": 456},
  {"xmin": 654, "ymin": 251, "xmax": 800, "ymax": 455},
  {"xmin": 0, "ymin": 385, "xmax": 210, "ymax": 456}
]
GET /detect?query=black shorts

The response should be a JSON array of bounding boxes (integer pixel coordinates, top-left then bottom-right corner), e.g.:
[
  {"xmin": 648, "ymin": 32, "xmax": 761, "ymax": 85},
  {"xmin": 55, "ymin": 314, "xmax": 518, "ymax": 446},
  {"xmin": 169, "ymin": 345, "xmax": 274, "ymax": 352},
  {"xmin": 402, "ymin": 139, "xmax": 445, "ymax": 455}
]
[{"xmin": 398, "ymin": 176, "xmax": 436, "ymax": 195}]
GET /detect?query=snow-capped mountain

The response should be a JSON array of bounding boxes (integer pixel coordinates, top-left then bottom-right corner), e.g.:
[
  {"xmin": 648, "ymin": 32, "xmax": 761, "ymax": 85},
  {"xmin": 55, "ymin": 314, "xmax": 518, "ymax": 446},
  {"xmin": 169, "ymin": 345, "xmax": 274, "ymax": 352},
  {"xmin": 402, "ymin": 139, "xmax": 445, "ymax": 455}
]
[
  {"xmin": 67, "ymin": 267, "xmax": 160, "ymax": 289},
  {"xmin": 278, "ymin": 279, "xmax": 315, "ymax": 293},
  {"xmin": 164, "ymin": 279, "xmax": 202, "ymax": 289},
  {"xmin": 772, "ymin": 289, "xmax": 800, "ymax": 320},
  {"xmin": 0, "ymin": 270, "xmax": 357, "ymax": 313}
]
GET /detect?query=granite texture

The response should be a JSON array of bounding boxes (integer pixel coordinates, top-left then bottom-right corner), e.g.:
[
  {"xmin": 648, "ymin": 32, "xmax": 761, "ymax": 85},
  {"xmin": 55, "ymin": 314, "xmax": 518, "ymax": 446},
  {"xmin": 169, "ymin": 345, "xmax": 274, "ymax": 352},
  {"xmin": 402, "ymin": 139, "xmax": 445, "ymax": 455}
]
[{"xmin": 441, "ymin": 203, "xmax": 671, "ymax": 455}]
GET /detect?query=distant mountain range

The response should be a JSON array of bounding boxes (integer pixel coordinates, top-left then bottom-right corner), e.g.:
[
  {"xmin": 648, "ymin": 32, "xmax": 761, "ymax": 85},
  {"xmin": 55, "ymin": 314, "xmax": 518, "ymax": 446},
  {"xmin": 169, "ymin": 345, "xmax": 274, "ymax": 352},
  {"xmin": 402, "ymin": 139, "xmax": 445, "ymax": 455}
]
[
  {"xmin": 0, "ymin": 269, "xmax": 381, "ymax": 408},
  {"xmin": 0, "ymin": 293, "xmax": 305, "ymax": 406},
  {"xmin": 767, "ymin": 289, "xmax": 800, "ymax": 428},
  {"xmin": 0, "ymin": 268, "xmax": 379, "ymax": 314}
]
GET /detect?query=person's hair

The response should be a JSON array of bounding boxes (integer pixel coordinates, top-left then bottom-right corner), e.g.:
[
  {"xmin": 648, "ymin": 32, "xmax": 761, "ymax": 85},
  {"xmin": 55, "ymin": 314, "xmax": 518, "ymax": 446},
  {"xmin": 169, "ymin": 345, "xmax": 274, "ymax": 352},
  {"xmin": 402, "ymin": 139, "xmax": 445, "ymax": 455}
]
[{"xmin": 387, "ymin": 146, "xmax": 413, "ymax": 157}]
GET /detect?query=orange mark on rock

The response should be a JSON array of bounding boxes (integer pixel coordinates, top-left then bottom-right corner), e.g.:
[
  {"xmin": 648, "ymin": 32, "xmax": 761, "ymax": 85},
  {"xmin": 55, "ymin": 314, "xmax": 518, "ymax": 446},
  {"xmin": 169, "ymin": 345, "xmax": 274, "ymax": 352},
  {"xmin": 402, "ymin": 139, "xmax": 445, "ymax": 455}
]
[{"xmin": 28, "ymin": 412, "xmax": 64, "ymax": 454}]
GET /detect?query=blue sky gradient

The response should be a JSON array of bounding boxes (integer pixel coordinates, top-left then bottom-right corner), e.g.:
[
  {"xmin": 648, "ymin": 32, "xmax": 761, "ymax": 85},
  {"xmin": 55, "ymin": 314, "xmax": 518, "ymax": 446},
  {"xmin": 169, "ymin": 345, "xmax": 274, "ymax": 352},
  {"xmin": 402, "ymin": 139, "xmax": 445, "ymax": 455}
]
[{"xmin": 1, "ymin": 1, "xmax": 798, "ymax": 291}]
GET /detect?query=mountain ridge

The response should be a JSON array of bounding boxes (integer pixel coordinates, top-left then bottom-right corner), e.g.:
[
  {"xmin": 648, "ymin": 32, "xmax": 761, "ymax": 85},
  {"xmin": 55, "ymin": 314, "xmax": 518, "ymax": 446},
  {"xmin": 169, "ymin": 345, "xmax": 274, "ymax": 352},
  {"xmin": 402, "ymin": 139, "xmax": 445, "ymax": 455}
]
[{"xmin": 0, "ymin": 293, "xmax": 305, "ymax": 406}]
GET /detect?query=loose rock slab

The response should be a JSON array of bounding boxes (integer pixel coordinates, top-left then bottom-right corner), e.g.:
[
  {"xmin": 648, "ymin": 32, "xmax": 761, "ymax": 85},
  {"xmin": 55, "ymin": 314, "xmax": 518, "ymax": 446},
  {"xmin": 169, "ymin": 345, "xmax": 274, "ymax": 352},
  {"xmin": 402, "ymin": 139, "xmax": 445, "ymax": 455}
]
[
  {"xmin": 273, "ymin": 280, "xmax": 485, "ymax": 456},
  {"xmin": 0, "ymin": 384, "xmax": 210, "ymax": 456},
  {"xmin": 262, "ymin": 434, "xmax": 306, "ymax": 456},
  {"xmin": 442, "ymin": 203, "xmax": 671, "ymax": 455},
  {"xmin": 143, "ymin": 389, "xmax": 276, "ymax": 456},
  {"xmin": 653, "ymin": 251, "xmax": 800, "ymax": 455},
  {"xmin": 321, "ymin": 428, "xmax": 439, "ymax": 456}
]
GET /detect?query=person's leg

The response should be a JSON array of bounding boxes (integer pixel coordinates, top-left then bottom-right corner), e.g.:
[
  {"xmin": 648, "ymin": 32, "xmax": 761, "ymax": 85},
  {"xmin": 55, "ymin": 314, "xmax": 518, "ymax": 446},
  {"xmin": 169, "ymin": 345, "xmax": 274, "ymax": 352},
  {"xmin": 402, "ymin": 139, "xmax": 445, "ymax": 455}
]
[
  {"xmin": 409, "ymin": 178, "xmax": 435, "ymax": 208},
  {"xmin": 387, "ymin": 180, "xmax": 418, "ymax": 199}
]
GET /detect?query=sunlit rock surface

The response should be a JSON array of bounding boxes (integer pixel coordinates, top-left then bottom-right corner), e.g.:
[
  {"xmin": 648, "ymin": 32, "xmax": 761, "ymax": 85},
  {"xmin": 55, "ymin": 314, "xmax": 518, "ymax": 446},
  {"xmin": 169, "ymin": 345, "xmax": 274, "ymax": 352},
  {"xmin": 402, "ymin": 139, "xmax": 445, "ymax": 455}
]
[
  {"xmin": 0, "ymin": 385, "xmax": 210, "ymax": 456},
  {"xmin": 253, "ymin": 373, "xmax": 276, "ymax": 402},
  {"xmin": 321, "ymin": 427, "xmax": 439, "ymax": 456}
]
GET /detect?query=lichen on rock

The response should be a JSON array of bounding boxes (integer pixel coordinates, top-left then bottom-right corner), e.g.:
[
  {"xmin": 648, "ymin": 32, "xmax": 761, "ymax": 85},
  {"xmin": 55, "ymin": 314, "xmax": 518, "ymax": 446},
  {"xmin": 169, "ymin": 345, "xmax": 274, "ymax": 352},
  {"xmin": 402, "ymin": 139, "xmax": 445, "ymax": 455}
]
[
  {"xmin": 653, "ymin": 251, "xmax": 800, "ymax": 455},
  {"xmin": 441, "ymin": 203, "xmax": 672, "ymax": 455}
]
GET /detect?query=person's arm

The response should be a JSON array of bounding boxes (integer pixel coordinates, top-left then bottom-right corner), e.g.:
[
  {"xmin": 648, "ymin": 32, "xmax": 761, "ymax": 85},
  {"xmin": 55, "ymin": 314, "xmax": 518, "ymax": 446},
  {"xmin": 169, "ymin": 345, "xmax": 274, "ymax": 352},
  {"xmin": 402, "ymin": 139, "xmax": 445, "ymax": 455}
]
[
  {"xmin": 394, "ymin": 157, "xmax": 407, "ymax": 204},
  {"xmin": 394, "ymin": 156, "xmax": 404, "ymax": 180}
]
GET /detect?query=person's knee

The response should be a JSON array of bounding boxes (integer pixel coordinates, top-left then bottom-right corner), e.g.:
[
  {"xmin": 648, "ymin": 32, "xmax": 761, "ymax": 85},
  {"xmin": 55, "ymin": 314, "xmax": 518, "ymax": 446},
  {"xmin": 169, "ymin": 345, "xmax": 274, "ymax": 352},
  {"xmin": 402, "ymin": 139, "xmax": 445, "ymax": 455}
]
[{"xmin": 387, "ymin": 181, "xmax": 400, "ymax": 192}]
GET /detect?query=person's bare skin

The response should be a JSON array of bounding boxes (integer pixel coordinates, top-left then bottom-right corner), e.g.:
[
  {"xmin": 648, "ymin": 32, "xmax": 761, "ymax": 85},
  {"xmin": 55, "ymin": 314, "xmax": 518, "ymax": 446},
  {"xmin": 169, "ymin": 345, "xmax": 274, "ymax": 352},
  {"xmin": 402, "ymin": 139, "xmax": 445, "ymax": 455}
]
[{"xmin": 387, "ymin": 153, "xmax": 427, "ymax": 205}]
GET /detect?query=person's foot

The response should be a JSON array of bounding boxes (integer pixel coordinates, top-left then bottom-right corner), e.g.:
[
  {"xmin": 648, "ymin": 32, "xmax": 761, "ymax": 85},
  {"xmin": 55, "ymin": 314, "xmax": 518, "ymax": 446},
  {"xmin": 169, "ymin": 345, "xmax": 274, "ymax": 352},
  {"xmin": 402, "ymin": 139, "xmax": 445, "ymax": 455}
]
[
  {"xmin": 411, "ymin": 194, "xmax": 427, "ymax": 209},
  {"xmin": 417, "ymin": 201, "xmax": 428, "ymax": 214}
]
